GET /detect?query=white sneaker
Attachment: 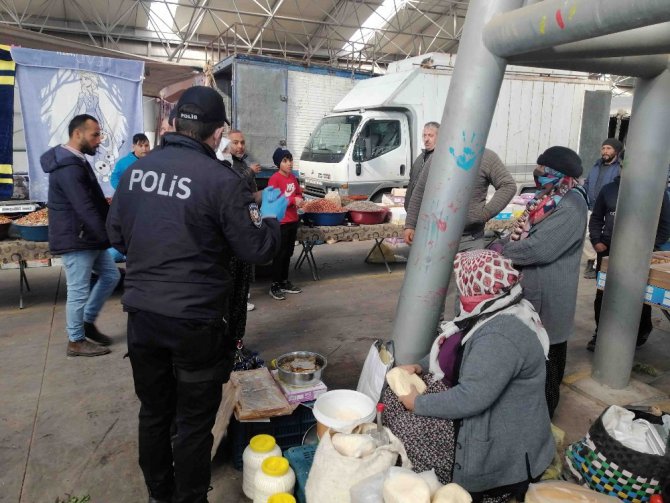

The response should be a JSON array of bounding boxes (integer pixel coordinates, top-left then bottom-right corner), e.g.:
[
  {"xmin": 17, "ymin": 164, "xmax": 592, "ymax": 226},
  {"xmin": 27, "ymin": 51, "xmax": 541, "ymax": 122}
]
[{"xmin": 247, "ymin": 302, "xmax": 255, "ymax": 312}]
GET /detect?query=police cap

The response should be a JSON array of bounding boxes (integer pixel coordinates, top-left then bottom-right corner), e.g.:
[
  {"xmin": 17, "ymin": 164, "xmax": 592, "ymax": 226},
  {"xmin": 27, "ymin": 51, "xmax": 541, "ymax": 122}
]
[{"xmin": 176, "ymin": 86, "xmax": 230, "ymax": 125}]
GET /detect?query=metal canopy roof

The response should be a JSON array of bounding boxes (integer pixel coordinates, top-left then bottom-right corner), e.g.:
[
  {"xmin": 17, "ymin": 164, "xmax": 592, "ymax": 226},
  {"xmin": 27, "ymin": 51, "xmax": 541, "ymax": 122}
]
[{"xmin": 0, "ymin": 1, "xmax": 469, "ymax": 71}]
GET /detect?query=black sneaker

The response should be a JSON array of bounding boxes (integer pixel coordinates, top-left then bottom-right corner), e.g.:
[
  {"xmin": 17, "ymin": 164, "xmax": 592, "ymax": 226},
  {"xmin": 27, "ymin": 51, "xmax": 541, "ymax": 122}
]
[
  {"xmin": 281, "ymin": 281, "xmax": 302, "ymax": 294},
  {"xmin": 269, "ymin": 283, "xmax": 286, "ymax": 300}
]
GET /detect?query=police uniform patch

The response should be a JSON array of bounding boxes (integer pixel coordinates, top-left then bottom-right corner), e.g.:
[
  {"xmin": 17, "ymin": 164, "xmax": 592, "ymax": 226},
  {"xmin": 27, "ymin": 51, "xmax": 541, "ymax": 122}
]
[{"xmin": 249, "ymin": 203, "xmax": 262, "ymax": 228}]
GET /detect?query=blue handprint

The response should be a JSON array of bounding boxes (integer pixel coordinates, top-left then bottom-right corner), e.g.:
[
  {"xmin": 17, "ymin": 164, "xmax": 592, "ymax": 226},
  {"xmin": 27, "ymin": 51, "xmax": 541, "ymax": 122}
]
[{"xmin": 449, "ymin": 131, "xmax": 485, "ymax": 171}]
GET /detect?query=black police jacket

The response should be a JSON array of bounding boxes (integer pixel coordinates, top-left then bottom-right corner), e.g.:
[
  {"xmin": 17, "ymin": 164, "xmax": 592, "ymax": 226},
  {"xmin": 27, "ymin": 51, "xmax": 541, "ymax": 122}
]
[
  {"xmin": 107, "ymin": 133, "xmax": 281, "ymax": 319},
  {"xmin": 40, "ymin": 145, "xmax": 111, "ymax": 255}
]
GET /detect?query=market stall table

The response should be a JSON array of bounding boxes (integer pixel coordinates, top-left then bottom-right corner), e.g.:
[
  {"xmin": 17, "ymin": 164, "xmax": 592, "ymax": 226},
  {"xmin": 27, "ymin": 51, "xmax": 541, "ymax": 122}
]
[
  {"xmin": 295, "ymin": 223, "xmax": 405, "ymax": 280},
  {"xmin": 0, "ymin": 239, "xmax": 52, "ymax": 309}
]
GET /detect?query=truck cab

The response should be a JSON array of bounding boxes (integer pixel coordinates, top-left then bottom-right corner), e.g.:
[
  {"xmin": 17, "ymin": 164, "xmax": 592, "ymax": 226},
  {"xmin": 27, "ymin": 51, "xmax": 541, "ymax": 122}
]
[{"xmin": 300, "ymin": 110, "xmax": 412, "ymax": 201}]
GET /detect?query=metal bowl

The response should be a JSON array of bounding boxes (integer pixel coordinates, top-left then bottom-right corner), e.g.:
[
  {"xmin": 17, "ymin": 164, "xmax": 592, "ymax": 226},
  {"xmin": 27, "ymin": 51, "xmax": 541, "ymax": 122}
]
[{"xmin": 275, "ymin": 351, "xmax": 327, "ymax": 387}]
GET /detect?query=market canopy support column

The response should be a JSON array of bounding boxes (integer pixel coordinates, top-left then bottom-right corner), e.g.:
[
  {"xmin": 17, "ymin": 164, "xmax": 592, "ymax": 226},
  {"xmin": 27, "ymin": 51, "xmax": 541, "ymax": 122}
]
[
  {"xmin": 391, "ymin": 0, "xmax": 524, "ymax": 364},
  {"xmin": 593, "ymin": 68, "xmax": 670, "ymax": 389},
  {"xmin": 484, "ymin": 0, "xmax": 670, "ymax": 58}
]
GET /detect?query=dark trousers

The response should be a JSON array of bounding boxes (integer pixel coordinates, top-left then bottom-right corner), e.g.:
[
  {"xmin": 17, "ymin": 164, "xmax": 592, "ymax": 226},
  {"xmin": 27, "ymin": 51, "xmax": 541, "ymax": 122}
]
[
  {"xmin": 228, "ymin": 257, "xmax": 252, "ymax": 340},
  {"xmin": 271, "ymin": 221, "xmax": 298, "ymax": 284},
  {"xmin": 594, "ymin": 250, "xmax": 652, "ymax": 337},
  {"xmin": 545, "ymin": 342, "xmax": 567, "ymax": 419},
  {"xmin": 127, "ymin": 309, "xmax": 234, "ymax": 503}
]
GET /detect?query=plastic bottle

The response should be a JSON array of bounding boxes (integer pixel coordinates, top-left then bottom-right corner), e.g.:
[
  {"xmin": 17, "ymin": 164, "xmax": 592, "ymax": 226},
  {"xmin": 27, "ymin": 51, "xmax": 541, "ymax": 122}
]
[
  {"xmin": 267, "ymin": 493, "xmax": 297, "ymax": 503},
  {"xmin": 242, "ymin": 434, "xmax": 282, "ymax": 499},
  {"xmin": 253, "ymin": 456, "xmax": 296, "ymax": 503}
]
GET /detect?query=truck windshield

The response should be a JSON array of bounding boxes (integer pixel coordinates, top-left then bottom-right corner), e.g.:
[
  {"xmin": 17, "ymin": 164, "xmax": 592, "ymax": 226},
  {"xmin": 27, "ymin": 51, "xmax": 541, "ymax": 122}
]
[{"xmin": 301, "ymin": 115, "xmax": 361, "ymax": 163}]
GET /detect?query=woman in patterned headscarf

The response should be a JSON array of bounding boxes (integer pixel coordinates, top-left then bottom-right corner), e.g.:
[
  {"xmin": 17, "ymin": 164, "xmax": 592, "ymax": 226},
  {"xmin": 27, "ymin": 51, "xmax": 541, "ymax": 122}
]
[{"xmin": 383, "ymin": 250, "xmax": 554, "ymax": 503}]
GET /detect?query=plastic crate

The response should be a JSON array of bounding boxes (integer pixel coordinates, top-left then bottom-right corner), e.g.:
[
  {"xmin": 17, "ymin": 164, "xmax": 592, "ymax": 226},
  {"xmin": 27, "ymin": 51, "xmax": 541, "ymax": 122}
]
[
  {"xmin": 229, "ymin": 403, "xmax": 316, "ymax": 470},
  {"xmin": 284, "ymin": 445, "xmax": 316, "ymax": 503}
]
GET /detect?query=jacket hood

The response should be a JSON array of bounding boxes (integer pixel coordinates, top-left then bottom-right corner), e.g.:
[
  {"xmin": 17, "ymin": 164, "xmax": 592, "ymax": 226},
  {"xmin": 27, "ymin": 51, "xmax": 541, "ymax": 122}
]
[
  {"xmin": 40, "ymin": 145, "xmax": 86, "ymax": 174},
  {"xmin": 162, "ymin": 132, "xmax": 217, "ymax": 160}
]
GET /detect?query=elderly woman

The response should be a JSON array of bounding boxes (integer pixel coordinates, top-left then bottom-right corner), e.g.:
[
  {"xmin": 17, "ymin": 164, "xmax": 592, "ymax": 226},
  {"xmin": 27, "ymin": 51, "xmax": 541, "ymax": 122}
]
[
  {"xmin": 385, "ymin": 250, "xmax": 554, "ymax": 503},
  {"xmin": 502, "ymin": 146, "xmax": 587, "ymax": 418}
]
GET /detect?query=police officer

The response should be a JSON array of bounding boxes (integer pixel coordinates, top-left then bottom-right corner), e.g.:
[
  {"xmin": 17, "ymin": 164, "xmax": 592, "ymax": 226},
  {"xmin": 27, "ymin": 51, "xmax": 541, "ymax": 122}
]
[{"xmin": 107, "ymin": 86, "xmax": 286, "ymax": 503}]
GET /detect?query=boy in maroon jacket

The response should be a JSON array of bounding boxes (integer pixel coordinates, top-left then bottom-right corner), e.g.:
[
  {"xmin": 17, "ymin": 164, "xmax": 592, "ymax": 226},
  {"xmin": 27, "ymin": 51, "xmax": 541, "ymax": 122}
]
[{"xmin": 268, "ymin": 148, "xmax": 303, "ymax": 300}]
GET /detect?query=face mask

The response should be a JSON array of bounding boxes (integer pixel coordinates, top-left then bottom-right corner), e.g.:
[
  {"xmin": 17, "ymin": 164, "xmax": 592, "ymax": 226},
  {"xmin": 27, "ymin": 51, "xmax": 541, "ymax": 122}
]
[
  {"xmin": 534, "ymin": 167, "xmax": 563, "ymax": 188},
  {"xmin": 216, "ymin": 151, "xmax": 232, "ymax": 163}
]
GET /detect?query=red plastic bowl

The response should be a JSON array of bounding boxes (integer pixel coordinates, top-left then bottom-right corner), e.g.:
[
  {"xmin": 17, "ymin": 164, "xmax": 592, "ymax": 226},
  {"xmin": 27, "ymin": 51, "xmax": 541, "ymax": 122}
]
[{"xmin": 348, "ymin": 208, "xmax": 388, "ymax": 225}]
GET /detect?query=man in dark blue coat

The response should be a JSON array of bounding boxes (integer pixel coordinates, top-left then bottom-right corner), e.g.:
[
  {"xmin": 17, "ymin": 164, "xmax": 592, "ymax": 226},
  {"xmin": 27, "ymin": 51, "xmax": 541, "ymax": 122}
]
[
  {"xmin": 40, "ymin": 114, "xmax": 120, "ymax": 357},
  {"xmin": 587, "ymin": 174, "xmax": 670, "ymax": 351},
  {"xmin": 107, "ymin": 86, "xmax": 285, "ymax": 503}
]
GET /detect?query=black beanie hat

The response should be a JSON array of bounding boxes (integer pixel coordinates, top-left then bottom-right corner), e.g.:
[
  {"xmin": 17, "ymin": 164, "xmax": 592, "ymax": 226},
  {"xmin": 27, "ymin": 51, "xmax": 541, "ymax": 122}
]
[
  {"xmin": 536, "ymin": 146, "xmax": 583, "ymax": 178},
  {"xmin": 602, "ymin": 138, "xmax": 624, "ymax": 153},
  {"xmin": 273, "ymin": 147, "xmax": 292, "ymax": 167}
]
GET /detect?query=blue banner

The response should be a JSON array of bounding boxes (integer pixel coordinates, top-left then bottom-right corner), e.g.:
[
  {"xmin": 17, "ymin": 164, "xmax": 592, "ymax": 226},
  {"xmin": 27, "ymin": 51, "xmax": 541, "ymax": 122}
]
[
  {"xmin": 0, "ymin": 45, "xmax": 15, "ymax": 200},
  {"xmin": 11, "ymin": 47, "xmax": 144, "ymax": 201}
]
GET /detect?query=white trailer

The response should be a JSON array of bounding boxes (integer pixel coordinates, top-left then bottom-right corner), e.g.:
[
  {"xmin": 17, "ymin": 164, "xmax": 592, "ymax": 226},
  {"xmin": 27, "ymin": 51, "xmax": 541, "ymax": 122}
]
[
  {"xmin": 299, "ymin": 52, "xmax": 611, "ymax": 200},
  {"xmin": 212, "ymin": 54, "xmax": 370, "ymax": 178}
]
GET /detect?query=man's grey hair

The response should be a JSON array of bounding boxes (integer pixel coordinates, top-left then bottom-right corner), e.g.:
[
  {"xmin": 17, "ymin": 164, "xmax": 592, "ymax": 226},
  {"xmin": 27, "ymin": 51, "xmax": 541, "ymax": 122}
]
[{"xmin": 424, "ymin": 121, "xmax": 440, "ymax": 131}]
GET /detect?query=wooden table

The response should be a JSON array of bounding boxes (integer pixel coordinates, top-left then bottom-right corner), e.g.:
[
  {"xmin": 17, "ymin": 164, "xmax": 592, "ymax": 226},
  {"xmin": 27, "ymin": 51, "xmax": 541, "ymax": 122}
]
[
  {"xmin": 295, "ymin": 223, "xmax": 405, "ymax": 280},
  {"xmin": 0, "ymin": 239, "xmax": 52, "ymax": 309}
]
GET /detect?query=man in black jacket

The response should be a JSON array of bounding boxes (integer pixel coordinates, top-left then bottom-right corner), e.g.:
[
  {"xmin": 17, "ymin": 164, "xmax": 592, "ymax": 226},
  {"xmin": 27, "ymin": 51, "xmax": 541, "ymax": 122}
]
[
  {"xmin": 107, "ymin": 86, "xmax": 285, "ymax": 503},
  {"xmin": 40, "ymin": 114, "xmax": 120, "ymax": 357},
  {"xmin": 587, "ymin": 175, "xmax": 670, "ymax": 351}
]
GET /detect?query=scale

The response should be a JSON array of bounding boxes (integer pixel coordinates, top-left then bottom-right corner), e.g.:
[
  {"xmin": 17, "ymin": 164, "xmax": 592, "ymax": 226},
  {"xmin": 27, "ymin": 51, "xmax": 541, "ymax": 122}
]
[{"xmin": 0, "ymin": 201, "xmax": 41, "ymax": 214}]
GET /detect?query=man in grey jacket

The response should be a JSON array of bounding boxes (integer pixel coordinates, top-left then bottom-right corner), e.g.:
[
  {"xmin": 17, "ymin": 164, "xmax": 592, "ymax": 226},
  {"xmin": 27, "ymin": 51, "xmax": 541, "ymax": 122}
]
[
  {"xmin": 404, "ymin": 146, "xmax": 516, "ymax": 250},
  {"xmin": 404, "ymin": 122, "xmax": 439, "ymax": 212}
]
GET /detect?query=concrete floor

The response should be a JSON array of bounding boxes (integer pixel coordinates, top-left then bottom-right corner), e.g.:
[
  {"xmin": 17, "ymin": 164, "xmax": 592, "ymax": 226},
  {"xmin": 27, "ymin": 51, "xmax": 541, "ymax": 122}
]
[{"xmin": 1, "ymin": 241, "xmax": 669, "ymax": 503}]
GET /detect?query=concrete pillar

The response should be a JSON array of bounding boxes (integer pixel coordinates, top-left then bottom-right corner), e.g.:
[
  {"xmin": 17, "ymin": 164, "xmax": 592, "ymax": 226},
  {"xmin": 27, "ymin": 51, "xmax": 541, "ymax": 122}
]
[
  {"xmin": 391, "ymin": 0, "xmax": 524, "ymax": 364},
  {"xmin": 593, "ymin": 68, "xmax": 670, "ymax": 389}
]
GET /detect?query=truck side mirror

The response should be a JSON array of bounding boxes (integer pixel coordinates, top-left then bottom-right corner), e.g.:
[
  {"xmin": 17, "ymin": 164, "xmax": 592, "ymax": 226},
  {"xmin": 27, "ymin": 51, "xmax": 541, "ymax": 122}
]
[
  {"xmin": 353, "ymin": 137, "xmax": 366, "ymax": 162},
  {"xmin": 356, "ymin": 163, "xmax": 362, "ymax": 176},
  {"xmin": 400, "ymin": 164, "xmax": 406, "ymax": 176}
]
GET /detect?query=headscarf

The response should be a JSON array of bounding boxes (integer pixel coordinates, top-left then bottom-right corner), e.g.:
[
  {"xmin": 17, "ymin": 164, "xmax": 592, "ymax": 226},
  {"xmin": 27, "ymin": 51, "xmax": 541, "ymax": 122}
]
[
  {"xmin": 428, "ymin": 250, "xmax": 549, "ymax": 384},
  {"xmin": 528, "ymin": 167, "xmax": 579, "ymax": 226}
]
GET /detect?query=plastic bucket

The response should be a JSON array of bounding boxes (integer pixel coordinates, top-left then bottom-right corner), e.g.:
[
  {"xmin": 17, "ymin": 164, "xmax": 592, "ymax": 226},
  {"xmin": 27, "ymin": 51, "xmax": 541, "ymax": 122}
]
[
  {"xmin": 13, "ymin": 224, "xmax": 49, "ymax": 242},
  {"xmin": 301, "ymin": 212, "xmax": 346, "ymax": 226},
  {"xmin": 312, "ymin": 390, "xmax": 375, "ymax": 438}
]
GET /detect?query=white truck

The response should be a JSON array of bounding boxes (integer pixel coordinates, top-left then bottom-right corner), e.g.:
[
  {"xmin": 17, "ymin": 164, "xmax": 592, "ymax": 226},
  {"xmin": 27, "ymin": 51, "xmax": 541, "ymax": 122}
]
[{"xmin": 299, "ymin": 52, "xmax": 611, "ymax": 201}]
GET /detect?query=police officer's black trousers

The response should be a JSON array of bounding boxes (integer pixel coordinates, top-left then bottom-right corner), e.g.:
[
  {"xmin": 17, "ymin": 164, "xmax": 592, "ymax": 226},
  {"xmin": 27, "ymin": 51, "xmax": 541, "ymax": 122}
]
[{"xmin": 127, "ymin": 309, "xmax": 233, "ymax": 503}]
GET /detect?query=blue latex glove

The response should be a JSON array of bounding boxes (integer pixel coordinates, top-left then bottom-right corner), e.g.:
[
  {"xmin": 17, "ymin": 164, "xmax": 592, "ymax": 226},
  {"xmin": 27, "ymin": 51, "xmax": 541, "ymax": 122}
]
[{"xmin": 260, "ymin": 187, "xmax": 288, "ymax": 221}]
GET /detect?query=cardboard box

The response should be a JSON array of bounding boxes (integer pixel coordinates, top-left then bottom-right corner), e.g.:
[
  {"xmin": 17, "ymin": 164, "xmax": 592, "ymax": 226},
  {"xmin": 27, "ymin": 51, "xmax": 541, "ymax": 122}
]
[
  {"xmin": 599, "ymin": 255, "xmax": 670, "ymax": 290},
  {"xmin": 272, "ymin": 370, "xmax": 327, "ymax": 405},
  {"xmin": 391, "ymin": 188, "xmax": 406, "ymax": 197}
]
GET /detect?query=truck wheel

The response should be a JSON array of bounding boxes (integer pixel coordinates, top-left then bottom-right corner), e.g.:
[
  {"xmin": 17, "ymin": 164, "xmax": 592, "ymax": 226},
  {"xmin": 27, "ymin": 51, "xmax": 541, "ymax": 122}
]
[{"xmin": 371, "ymin": 190, "xmax": 391, "ymax": 203}]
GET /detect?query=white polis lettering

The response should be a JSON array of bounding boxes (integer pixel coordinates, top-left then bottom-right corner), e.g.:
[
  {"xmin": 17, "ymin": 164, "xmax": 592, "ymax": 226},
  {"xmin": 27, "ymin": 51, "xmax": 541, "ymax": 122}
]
[{"xmin": 128, "ymin": 169, "xmax": 191, "ymax": 199}]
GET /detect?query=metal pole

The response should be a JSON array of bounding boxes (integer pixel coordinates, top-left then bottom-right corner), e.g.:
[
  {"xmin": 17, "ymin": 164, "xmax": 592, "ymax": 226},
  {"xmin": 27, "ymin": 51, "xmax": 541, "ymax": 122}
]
[
  {"xmin": 484, "ymin": 0, "xmax": 670, "ymax": 58},
  {"xmin": 391, "ymin": 0, "xmax": 524, "ymax": 364},
  {"xmin": 510, "ymin": 23, "xmax": 670, "ymax": 59},
  {"xmin": 510, "ymin": 55, "xmax": 669, "ymax": 79},
  {"xmin": 593, "ymin": 68, "xmax": 670, "ymax": 389}
]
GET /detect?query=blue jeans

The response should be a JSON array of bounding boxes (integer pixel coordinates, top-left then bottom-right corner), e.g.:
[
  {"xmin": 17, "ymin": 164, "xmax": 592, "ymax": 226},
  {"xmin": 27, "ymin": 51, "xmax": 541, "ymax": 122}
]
[{"xmin": 61, "ymin": 250, "xmax": 121, "ymax": 342}]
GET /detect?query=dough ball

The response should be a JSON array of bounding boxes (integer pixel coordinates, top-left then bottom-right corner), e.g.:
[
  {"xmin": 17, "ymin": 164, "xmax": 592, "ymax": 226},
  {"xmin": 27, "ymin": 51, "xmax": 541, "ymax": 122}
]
[
  {"xmin": 418, "ymin": 469, "xmax": 442, "ymax": 496},
  {"xmin": 386, "ymin": 367, "xmax": 427, "ymax": 396},
  {"xmin": 432, "ymin": 483, "xmax": 472, "ymax": 503},
  {"xmin": 383, "ymin": 471, "xmax": 431, "ymax": 503},
  {"xmin": 331, "ymin": 432, "xmax": 377, "ymax": 458}
]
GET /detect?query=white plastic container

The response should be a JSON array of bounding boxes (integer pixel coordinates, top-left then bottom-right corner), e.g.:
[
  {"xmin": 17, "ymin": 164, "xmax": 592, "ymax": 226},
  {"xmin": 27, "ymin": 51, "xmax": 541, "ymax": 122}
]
[
  {"xmin": 253, "ymin": 456, "xmax": 296, "ymax": 503},
  {"xmin": 242, "ymin": 434, "xmax": 282, "ymax": 499},
  {"xmin": 313, "ymin": 389, "xmax": 376, "ymax": 436}
]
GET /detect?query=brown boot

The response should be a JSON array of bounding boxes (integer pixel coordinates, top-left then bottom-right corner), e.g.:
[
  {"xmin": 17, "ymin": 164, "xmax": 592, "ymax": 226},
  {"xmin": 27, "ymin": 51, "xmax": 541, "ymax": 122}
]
[{"xmin": 67, "ymin": 339, "xmax": 111, "ymax": 357}]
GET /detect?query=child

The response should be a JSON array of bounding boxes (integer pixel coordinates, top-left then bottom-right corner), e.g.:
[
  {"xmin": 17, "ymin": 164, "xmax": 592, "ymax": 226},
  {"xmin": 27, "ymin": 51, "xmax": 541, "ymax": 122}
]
[{"xmin": 267, "ymin": 147, "xmax": 303, "ymax": 300}]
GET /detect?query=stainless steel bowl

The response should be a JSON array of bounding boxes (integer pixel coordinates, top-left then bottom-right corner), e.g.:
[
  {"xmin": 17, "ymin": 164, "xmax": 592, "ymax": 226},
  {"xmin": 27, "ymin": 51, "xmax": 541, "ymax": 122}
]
[{"xmin": 275, "ymin": 351, "xmax": 327, "ymax": 387}]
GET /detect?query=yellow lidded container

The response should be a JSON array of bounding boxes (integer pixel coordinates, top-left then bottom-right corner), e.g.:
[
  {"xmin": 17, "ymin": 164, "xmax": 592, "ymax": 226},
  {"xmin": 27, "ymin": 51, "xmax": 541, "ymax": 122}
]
[
  {"xmin": 243, "ymin": 435, "xmax": 282, "ymax": 500},
  {"xmin": 253, "ymin": 456, "xmax": 295, "ymax": 503},
  {"xmin": 267, "ymin": 493, "xmax": 296, "ymax": 503}
]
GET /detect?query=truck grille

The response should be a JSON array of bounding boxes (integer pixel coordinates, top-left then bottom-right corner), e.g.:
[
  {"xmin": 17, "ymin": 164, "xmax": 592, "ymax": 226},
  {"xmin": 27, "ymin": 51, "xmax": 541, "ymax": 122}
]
[{"xmin": 304, "ymin": 185, "xmax": 326, "ymax": 198}]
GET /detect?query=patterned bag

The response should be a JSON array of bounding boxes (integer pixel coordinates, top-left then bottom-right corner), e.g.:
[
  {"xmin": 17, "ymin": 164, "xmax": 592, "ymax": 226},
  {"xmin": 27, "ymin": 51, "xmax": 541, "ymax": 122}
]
[{"xmin": 566, "ymin": 407, "xmax": 670, "ymax": 503}]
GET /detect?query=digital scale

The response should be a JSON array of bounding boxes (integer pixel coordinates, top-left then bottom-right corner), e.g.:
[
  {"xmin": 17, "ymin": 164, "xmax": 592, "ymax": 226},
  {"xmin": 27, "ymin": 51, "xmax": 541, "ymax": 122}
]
[{"xmin": 0, "ymin": 201, "xmax": 41, "ymax": 214}]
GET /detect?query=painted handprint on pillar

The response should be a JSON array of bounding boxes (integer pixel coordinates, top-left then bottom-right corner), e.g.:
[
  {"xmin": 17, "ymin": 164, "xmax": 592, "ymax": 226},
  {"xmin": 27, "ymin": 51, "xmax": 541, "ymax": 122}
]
[{"xmin": 448, "ymin": 131, "xmax": 485, "ymax": 171}]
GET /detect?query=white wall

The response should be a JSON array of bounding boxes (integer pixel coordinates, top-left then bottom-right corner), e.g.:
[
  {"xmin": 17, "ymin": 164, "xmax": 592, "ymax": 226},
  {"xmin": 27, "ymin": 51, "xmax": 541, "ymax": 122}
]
[{"xmin": 287, "ymin": 71, "xmax": 358, "ymax": 169}]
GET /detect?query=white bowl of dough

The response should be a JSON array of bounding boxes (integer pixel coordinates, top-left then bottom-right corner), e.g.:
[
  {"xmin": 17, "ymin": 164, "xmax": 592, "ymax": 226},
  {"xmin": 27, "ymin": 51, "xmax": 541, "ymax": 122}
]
[{"xmin": 313, "ymin": 390, "xmax": 376, "ymax": 436}]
